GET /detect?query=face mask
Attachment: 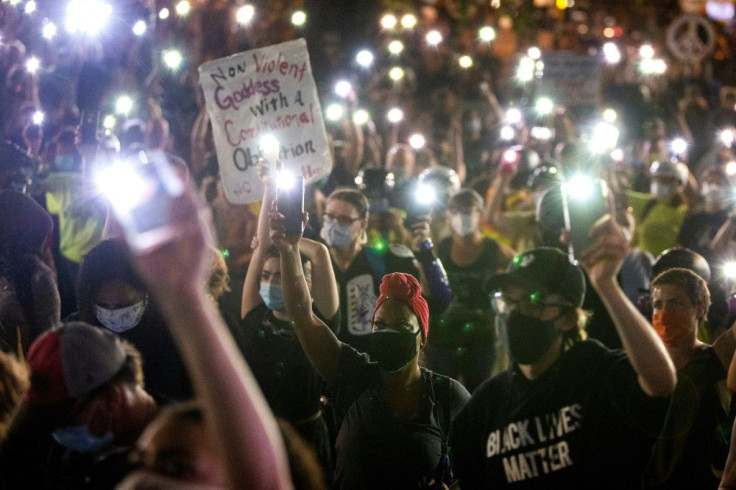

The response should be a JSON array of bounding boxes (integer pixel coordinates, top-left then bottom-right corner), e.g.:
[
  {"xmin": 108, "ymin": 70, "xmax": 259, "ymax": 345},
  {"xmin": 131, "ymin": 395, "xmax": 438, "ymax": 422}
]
[
  {"xmin": 54, "ymin": 155, "xmax": 76, "ymax": 172},
  {"xmin": 652, "ymin": 309, "xmax": 694, "ymax": 346},
  {"xmin": 52, "ymin": 425, "xmax": 114, "ymax": 454},
  {"xmin": 497, "ymin": 310, "xmax": 560, "ymax": 364},
  {"xmin": 116, "ymin": 470, "xmax": 226, "ymax": 490},
  {"xmin": 367, "ymin": 329, "xmax": 420, "ymax": 372},
  {"xmin": 320, "ymin": 220, "xmax": 355, "ymax": 248},
  {"xmin": 650, "ymin": 182, "xmax": 675, "ymax": 203},
  {"xmin": 259, "ymin": 282, "xmax": 286, "ymax": 313},
  {"xmin": 465, "ymin": 118, "xmax": 482, "ymax": 134},
  {"xmin": 701, "ymin": 183, "xmax": 729, "ymax": 205},
  {"xmin": 95, "ymin": 299, "xmax": 146, "ymax": 333},
  {"xmin": 450, "ymin": 213, "xmax": 478, "ymax": 236}
]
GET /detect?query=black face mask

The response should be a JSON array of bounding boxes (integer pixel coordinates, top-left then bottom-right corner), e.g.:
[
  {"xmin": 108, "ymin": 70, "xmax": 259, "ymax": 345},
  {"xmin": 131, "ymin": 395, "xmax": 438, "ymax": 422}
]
[
  {"xmin": 497, "ymin": 310, "xmax": 560, "ymax": 365},
  {"xmin": 367, "ymin": 330, "xmax": 420, "ymax": 372}
]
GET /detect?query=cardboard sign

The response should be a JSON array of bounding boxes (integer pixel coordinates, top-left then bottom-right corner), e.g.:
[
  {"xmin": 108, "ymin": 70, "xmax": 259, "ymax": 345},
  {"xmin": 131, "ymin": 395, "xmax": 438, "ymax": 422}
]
[
  {"xmin": 537, "ymin": 54, "xmax": 601, "ymax": 106},
  {"xmin": 199, "ymin": 39, "xmax": 331, "ymax": 203}
]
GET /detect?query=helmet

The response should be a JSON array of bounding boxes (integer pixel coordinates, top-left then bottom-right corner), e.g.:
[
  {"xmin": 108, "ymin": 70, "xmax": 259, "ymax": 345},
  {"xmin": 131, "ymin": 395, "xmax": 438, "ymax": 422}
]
[
  {"xmin": 535, "ymin": 185, "xmax": 565, "ymax": 246},
  {"xmin": 528, "ymin": 163, "xmax": 562, "ymax": 191},
  {"xmin": 355, "ymin": 167, "xmax": 394, "ymax": 201},
  {"xmin": 652, "ymin": 247, "xmax": 711, "ymax": 282},
  {"xmin": 509, "ymin": 147, "xmax": 541, "ymax": 190},
  {"xmin": 417, "ymin": 166, "xmax": 460, "ymax": 200},
  {"xmin": 650, "ymin": 159, "xmax": 688, "ymax": 185}
]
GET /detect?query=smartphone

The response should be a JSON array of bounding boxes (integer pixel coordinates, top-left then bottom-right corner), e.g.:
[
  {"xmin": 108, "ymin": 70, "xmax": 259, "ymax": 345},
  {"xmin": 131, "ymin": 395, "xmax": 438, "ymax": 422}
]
[
  {"xmin": 101, "ymin": 150, "xmax": 185, "ymax": 253},
  {"xmin": 277, "ymin": 173, "xmax": 305, "ymax": 235},
  {"xmin": 79, "ymin": 110, "xmax": 100, "ymax": 145},
  {"xmin": 561, "ymin": 177, "xmax": 609, "ymax": 261}
]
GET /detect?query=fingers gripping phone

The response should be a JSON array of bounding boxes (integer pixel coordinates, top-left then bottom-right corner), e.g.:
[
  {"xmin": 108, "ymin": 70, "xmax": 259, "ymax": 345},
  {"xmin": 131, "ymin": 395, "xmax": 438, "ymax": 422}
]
[
  {"xmin": 561, "ymin": 177, "xmax": 609, "ymax": 261},
  {"xmin": 80, "ymin": 110, "xmax": 100, "ymax": 145},
  {"xmin": 276, "ymin": 172, "xmax": 305, "ymax": 235}
]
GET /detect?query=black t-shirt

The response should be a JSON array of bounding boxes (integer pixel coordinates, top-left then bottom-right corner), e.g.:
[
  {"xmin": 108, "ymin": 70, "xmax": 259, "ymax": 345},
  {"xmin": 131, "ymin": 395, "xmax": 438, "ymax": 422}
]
[
  {"xmin": 645, "ymin": 345, "xmax": 730, "ymax": 489},
  {"xmin": 237, "ymin": 303, "xmax": 333, "ymax": 422},
  {"xmin": 332, "ymin": 246, "xmax": 420, "ymax": 353},
  {"xmin": 331, "ymin": 344, "xmax": 470, "ymax": 489},
  {"xmin": 433, "ymin": 237, "xmax": 500, "ymax": 346},
  {"xmin": 451, "ymin": 340, "xmax": 670, "ymax": 489}
]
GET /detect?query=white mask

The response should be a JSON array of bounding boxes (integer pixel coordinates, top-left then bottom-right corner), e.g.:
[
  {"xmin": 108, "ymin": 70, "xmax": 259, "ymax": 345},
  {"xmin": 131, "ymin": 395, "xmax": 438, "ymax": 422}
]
[
  {"xmin": 94, "ymin": 299, "xmax": 146, "ymax": 333},
  {"xmin": 450, "ymin": 213, "xmax": 478, "ymax": 236},
  {"xmin": 115, "ymin": 470, "xmax": 225, "ymax": 490}
]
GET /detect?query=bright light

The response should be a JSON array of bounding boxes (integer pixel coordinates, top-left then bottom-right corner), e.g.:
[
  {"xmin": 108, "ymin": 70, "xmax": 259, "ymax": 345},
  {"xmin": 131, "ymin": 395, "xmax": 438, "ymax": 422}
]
[
  {"xmin": 380, "ymin": 14, "xmax": 397, "ymax": 30},
  {"xmin": 603, "ymin": 27, "xmax": 615, "ymax": 38},
  {"xmin": 325, "ymin": 103, "xmax": 344, "ymax": 122},
  {"xmin": 32, "ymin": 111, "xmax": 44, "ymax": 125},
  {"xmin": 724, "ymin": 261, "xmax": 736, "ymax": 280},
  {"xmin": 409, "ymin": 133, "xmax": 425, "ymax": 149},
  {"xmin": 103, "ymin": 114, "xmax": 116, "ymax": 130},
  {"xmin": 356, "ymin": 50, "xmax": 374, "ymax": 68},
  {"xmin": 527, "ymin": 47, "xmax": 542, "ymax": 60},
  {"xmin": 639, "ymin": 44, "xmax": 654, "ymax": 59},
  {"xmin": 400, "ymin": 14, "xmax": 417, "ymax": 29},
  {"xmin": 115, "ymin": 95, "xmax": 134, "ymax": 116},
  {"xmin": 25, "ymin": 56, "xmax": 40, "ymax": 74},
  {"xmin": 388, "ymin": 66, "xmax": 405, "ymax": 81},
  {"xmin": 652, "ymin": 59, "xmax": 667, "ymax": 74},
  {"xmin": 276, "ymin": 169, "xmax": 295, "ymax": 190},
  {"xmin": 727, "ymin": 160, "xmax": 736, "ymax": 176},
  {"xmin": 42, "ymin": 22, "xmax": 57, "ymax": 39},
  {"xmin": 334, "ymin": 80, "xmax": 352, "ymax": 98},
  {"xmin": 259, "ymin": 134, "xmax": 280, "ymax": 163},
  {"xmin": 352, "ymin": 109, "xmax": 370, "ymax": 126},
  {"xmin": 158, "ymin": 8, "xmax": 170, "ymax": 20},
  {"xmin": 175, "ymin": 0, "xmax": 191, "ymax": 17},
  {"xmin": 66, "ymin": 0, "xmax": 112, "ymax": 35},
  {"xmin": 503, "ymin": 148, "xmax": 519, "ymax": 163},
  {"xmin": 95, "ymin": 162, "xmax": 149, "ymax": 213},
  {"xmin": 426, "ymin": 30, "xmax": 443, "ymax": 46},
  {"xmin": 458, "ymin": 55, "xmax": 473, "ymax": 68},
  {"xmin": 387, "ymin": 107, "xmax": 404, "ymax": 124},
  {"xmin": 566, "ymin": 174, "xmax": 595, "ymax": 201},
  {"xmin": 500, "ymin": 126, "xmax": 515, "ymax": 141},
  {"xmin": 516, "ymin": 56, "xmax": 535, "ymax": 83},
  {"xmin": 506, "ymin": 108, "xmax": 523, "ymax": 125},
  {"xmin": 610, "ymin": 148, "xmax": 624, "ymax": 161},
  {"xmin": 415, "ymin": 184, "xmax": 436, "ymax": 205},
  {"xmin": 591, "ymin": 122, "xmax": 619, "ymax": 152},
  {"xmin": 388, "ymin": 40, "xmax": 404, "ymax": 55},
  {"xmin": 7, "ymin": 0, "xmax": 20, "ymax": 5},
  {"xmin": 721, "ymin": 129, "xmax": 734, "ymax": 147},
  {"xmin": 24, "ymin": 0, "xmax": 36, "ymax": 14},
  {"xmin": 478, "ymin": 26, "xmax": 496, "ymax": 42},
  {"xmin": 236, "ymin": 4, "xmax": 255, "ymax": 25},
  {"xmin": 162, "ymin": 49, "xmax": 183, "ymax": 70},
  {"xmin": 530, "ymin": 127, "xmax": 553, "ymax": 140},
  {"xmin": 671, "ymin": 138, "xmax": 688, "ymax": 155},
  {"xmin": 535, "ymin": 97, "xmax": 554, "ymax": 116},
  {"xmin": 602, "ymin": 108, "xmax": 617, "ymax": 123},
  {"xmin": 132, "ymin": 20, "xmax": 147, "ymax": 36},
  {"xmin": 602, "ymin": 42, "xmax": 621, "ymax": 64},
  {"xmin": 291, "ymin": 10, "xmax": 306, "ymax": 27}
]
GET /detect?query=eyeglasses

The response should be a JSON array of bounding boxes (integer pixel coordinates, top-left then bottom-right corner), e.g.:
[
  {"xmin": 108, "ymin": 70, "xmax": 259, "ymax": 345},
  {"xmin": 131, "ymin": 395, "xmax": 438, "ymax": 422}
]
[
  {"xmin": 324, "ymin": 213, "xmax": 362, "ymax": 226},
  {"xmin": 490, "ymin": 291, "xmax": 572, "ymax": 316}
]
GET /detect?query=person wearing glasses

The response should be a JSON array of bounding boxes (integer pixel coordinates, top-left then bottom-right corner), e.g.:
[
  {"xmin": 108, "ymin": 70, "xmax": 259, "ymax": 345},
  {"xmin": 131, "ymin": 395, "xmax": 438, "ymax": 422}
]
[
  {"xmin": 451, "ymin": 219, "xmax": 677, "ymax": 489},
  {"xmin": 320, "ymin": 187, "xmax": 450, "ymax": 353}
]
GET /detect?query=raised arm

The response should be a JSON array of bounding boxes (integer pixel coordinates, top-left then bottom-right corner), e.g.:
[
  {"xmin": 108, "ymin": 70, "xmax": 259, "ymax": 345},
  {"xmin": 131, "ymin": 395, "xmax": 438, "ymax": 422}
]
[
  {"xmin": 129, "ymin": 189, "xmax": 292, "ymax": 490},
  {"xmin": 270, "ymin": 205, "xmax": 342, "ymax": 385},
  {"xmin": 241, "ymin": 169, "xmax": 275, "ymax": 318},
  {"xmin": 581, "ymin": 217, "xmax": 676, "ymax": 398},
  {"xmin": 298, "ymin": 237, "xmax": 339, "ymax": 320},
  {"xmin": 483, "ymin": 168, "xmax": 515, "ymax": 236}
]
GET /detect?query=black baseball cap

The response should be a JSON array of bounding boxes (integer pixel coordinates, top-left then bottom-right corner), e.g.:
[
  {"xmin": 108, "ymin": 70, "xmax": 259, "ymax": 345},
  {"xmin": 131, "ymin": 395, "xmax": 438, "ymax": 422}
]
[{"xmin": 485, "ymin": 247, "xmax": 586, "ymax": 307}]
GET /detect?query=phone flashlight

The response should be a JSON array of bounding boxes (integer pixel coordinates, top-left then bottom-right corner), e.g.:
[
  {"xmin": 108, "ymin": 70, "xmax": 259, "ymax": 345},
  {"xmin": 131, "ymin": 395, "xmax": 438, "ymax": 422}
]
[
  {"xmin": 415, "ymin": 184, "xmax": 436, "ymax": 205},
  {"xmin": 259, "ymin": 134, "xmax": 280, "ymax": 164}
]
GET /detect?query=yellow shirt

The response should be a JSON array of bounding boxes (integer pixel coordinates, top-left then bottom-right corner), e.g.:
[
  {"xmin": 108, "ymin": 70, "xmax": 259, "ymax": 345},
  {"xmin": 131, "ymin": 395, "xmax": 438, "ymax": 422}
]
[{"xmin": 627, "ymin": 191, "xmax": 688, "ymax": 258}]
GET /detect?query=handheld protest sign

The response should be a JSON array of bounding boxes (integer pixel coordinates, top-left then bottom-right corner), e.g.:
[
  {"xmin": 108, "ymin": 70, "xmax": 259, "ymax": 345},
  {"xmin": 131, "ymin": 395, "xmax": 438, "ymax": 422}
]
[{"xmin": 199, "ymin": 39, "xmax": 332, "ymax": 204}]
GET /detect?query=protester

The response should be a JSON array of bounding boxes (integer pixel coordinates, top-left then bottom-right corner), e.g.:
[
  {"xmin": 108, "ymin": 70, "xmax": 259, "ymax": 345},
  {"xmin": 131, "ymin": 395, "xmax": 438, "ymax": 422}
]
[
  {"xmin": 452, "ymin": 225, "xmax": 676, "ymax": 488},
  {"xmin": 271, "ymin": 202, "xmax": 470, "ymax": 488},
  {"xmin": 0, "ymin": 322, "xmax": 158, "ymax": 489}
]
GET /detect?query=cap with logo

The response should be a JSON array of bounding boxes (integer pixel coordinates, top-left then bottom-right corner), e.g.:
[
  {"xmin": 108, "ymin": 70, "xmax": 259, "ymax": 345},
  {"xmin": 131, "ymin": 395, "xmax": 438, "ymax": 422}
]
[{"xmin": 485, "ymin": 247, "xmax": 586, "ymax": 307}]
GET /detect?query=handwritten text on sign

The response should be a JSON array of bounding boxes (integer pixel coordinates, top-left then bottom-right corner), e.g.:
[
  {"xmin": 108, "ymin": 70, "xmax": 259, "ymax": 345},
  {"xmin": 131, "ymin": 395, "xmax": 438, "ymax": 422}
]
[{"xmin": 199, "ymin": 39, "xmax": 331, "ymax": 203}]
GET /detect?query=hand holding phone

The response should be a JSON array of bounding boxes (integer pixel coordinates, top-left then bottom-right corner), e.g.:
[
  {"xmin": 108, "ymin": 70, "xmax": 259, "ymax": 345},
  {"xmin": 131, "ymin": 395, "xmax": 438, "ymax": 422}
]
[
  {"xmin": 561, "ymin": 176, "xmax": 610, "ymax": 262},
  {"xmin": 276, "ymin": 171, "xmax": 305, "ymax": 235}
]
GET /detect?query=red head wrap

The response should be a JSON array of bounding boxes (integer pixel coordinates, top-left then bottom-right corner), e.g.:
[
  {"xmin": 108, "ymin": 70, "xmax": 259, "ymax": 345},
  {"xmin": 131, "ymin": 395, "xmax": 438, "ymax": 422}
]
[{"xmin": 372, "ymin": 273, "xmax": 429, "ymax": 346}]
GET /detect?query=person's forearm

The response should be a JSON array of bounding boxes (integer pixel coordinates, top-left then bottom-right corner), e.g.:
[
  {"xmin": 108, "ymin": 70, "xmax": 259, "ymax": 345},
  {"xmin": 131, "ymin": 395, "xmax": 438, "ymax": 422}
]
[
  {"xmin": 299, "ymin": 238, "xmax": 338, "ymax": 318},
  {"xmin": 594, "ymin": 278, "xmax": 676, "ymax": 397},
  {"xmin": 484, "ymin": 177, "xmax": 511, "ymax": 232},
  {"xmin": 711, "ymin": 217, "xmax": 736, "ymax": 257},
  {"xmin": 157, "ymin": 287, "xmax": 293, "ymax": 490},
  {"xmin": 241, "ymin": 185, "xmax": 275, "ymax": 317},
  {"xmin": 415, "ymin": 240, "xmax": 452, "ymax": 307}
]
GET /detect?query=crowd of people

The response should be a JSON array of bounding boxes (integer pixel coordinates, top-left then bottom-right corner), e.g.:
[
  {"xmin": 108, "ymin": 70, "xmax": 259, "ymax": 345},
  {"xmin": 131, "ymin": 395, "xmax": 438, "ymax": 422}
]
[{"xmin": 4, "ymin": 0, "xmax": 736, "ymax": 488}]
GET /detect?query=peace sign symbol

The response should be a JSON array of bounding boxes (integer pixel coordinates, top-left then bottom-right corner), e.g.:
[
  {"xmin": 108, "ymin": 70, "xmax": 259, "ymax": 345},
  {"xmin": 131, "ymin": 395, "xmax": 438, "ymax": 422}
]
[{"xmin": 666, "ymin": 14, "xmax": 716, "ymax": 62}]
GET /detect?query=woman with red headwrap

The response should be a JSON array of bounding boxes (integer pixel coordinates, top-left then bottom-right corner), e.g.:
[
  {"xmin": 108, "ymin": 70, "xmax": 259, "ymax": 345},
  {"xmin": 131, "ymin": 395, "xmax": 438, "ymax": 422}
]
[{"xmin": 270, "ymin": 205, "xmax": 470, "ymax": 489}]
